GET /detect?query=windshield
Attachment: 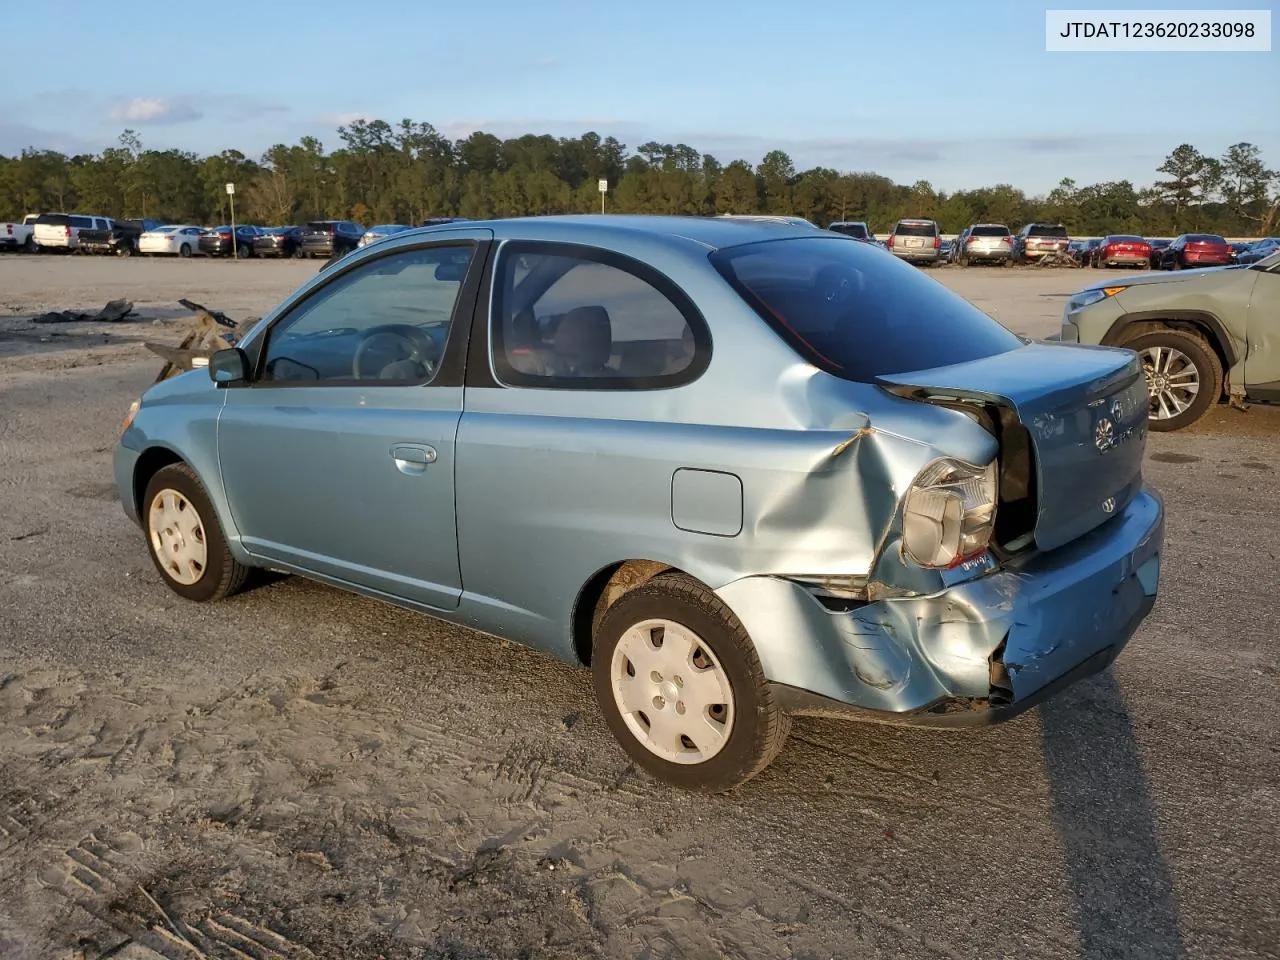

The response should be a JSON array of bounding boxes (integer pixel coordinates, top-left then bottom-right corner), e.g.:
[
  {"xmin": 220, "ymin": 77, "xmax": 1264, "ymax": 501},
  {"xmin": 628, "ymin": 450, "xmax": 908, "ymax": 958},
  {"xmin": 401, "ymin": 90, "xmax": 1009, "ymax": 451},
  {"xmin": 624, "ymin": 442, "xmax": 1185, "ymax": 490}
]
[{"xmin": 710, "ymin": 236, "xmax": 1023, "ymax": 381}]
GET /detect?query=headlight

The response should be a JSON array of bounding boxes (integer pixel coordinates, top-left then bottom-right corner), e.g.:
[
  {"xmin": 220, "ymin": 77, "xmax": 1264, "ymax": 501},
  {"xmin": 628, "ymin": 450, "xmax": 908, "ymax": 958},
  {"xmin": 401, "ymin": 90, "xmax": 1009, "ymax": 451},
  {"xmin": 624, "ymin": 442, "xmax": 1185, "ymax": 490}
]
[
  {"xmin": 1066, "ymin": 285, "xmax": 1127, "ymax": 313},
  {"xmin": 902, "ymin": 458, "xmax": 997, "ymax": 569},
  {"xmin": 120, "ymin": 399, "xmax": 140, "ymax": 435}
]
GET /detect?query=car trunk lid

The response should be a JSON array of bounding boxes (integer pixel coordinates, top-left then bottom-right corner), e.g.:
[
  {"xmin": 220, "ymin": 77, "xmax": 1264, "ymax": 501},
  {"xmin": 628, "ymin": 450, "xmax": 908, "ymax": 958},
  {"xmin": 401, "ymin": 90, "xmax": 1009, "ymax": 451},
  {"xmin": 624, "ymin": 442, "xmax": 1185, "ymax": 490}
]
[{"xmin": 876, "ymin": 342, "xmax": 1148, "ymax": 553}]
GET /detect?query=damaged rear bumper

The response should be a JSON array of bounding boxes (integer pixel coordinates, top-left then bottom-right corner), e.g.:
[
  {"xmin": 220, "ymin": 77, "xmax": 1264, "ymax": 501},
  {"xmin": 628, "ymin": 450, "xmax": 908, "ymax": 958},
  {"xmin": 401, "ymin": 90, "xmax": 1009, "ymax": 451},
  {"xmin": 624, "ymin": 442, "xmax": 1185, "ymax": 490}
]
[{"xmin": 716, "ymin": 486, "xmax": 1164, "ymax": 728}]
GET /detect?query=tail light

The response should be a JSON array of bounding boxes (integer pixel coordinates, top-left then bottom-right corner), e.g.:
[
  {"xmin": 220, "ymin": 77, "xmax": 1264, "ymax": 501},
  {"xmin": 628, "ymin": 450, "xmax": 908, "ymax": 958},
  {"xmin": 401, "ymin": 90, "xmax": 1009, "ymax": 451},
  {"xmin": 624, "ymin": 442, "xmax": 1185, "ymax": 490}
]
[
  {"xmin": 4, "ymin": 225, "xmax": 10, "ymax": 236},
  {"xmin": 65, "ymin": 226, "xmax": 71, "ymax": 237},
  {"xmin": 933, "ymin": 235, "xmax": 941, "ymax": 249},
  {"xmin": 902, "ymin": 458, "xmax": 998, "ymax": 569},
  {"xmin": 887, "ymin": 235, "xmax": 894, "ymax": 247}
]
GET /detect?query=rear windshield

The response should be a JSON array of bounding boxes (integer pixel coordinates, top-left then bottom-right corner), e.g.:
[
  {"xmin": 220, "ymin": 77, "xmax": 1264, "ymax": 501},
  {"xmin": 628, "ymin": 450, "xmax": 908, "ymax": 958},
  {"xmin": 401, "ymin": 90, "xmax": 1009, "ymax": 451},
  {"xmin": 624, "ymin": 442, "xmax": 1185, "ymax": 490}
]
[
  {"xmin": 828, "ymin": 223, "xmax": 868, "ymax": 238},
  {"xmin": 36, "ymin": 214, "xmax": 69, "ymax": 225},
  {"xmin": 1187, "ymin": 234, "xmax": 1225, "ymax": 243},
  {"xmin": 306, "ymin": 222, "xmax": 336, "ymax": 231},
  {"xmin": 1108, "ymin": 235, "xmax": 1144, "ymax": 243},
  {"xmin": 894, "ymin": 221, "xmax": 937, "ymax": 237},
  {"xmin": 1028, "ymin": 224, "xmax": 1069, "ymax": 238},
  {"xmin": 709, "ymin": 236, "xmax": 1022, "ymax": 381},
  {"xmin": 971, "ymin": 225, "xmax": 1011, "ymax": 237}
]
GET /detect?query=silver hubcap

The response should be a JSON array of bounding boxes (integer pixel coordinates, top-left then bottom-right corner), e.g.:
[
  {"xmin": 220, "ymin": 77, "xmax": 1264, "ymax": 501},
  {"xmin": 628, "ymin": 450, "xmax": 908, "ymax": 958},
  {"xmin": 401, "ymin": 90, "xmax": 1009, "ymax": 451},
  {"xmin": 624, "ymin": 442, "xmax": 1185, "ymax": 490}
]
[
  {"xmin": 1139, "ymin": 346, "xmax": 1200, "ymax": 420},
  {"xmin": 610, "ymin": 618, "xmax": 734, "ymax": 764},
  {"xmin": 147, "ymin": 489, "xmax": 207, "ymax": 585}
]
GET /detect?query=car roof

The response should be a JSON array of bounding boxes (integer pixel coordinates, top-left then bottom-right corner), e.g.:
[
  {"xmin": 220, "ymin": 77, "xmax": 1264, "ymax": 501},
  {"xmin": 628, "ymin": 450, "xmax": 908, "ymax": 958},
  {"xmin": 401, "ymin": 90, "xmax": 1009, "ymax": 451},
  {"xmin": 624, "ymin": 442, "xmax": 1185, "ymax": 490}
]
[{"xmin": 398, "ymin": 214, "xmax": 830, "ymax": 251}]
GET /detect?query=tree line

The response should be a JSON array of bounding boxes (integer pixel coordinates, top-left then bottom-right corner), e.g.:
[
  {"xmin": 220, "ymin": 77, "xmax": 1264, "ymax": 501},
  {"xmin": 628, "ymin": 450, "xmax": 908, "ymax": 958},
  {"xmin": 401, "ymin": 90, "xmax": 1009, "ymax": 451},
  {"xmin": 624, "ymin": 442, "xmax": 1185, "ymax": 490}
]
[{"xmin": 1, "ymin": 121, "xmax": 1275, "ymax": 237}]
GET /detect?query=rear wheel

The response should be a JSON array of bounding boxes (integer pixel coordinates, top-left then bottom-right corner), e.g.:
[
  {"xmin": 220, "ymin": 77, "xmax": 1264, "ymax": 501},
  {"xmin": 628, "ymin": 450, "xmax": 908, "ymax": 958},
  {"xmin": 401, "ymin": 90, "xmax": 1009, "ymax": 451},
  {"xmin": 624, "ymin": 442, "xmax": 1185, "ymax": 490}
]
[
  {"xmin": 179, "ymin": 243, "xmax": 191, "ymax": 258},
  {"xmin": 143, "ymin": 463, "xmax": 251, "ymax": 602},
  {"xmin": 1124, "ymin": 328, "xmax": 1223, "ymax": 432},
  {"xmin": 591, "ymin": 572, "xmax": 790, "ymax": 792},
  {"xmin": 237, "ymin": 243, "xmax": 251, "ymax": 258}
]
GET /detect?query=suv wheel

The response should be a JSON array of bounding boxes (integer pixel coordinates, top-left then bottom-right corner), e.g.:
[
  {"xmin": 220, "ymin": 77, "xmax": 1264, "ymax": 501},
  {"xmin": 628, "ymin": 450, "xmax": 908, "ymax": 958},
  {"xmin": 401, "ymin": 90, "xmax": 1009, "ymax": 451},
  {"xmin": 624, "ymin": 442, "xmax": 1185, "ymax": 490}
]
[
  {"xmin": 1124, "ymin": 328, "xmax": 1223, "ymax": 431},
  {"xmin": 591, "ymin": 572, "xmax": 790, "ymax": 792}
]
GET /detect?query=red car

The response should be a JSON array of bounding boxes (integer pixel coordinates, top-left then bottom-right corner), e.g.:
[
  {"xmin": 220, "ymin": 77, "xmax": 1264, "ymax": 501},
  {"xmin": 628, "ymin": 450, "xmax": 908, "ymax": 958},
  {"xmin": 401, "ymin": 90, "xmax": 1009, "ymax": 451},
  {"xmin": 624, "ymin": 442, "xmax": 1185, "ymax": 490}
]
[
  {"xmin": 1157, "ymin": 233, "xmax": 1232, "ymax": 270},
  {"xmin": 1091, "ymin": 234, "xmax": 1152, "ymax": 269}
]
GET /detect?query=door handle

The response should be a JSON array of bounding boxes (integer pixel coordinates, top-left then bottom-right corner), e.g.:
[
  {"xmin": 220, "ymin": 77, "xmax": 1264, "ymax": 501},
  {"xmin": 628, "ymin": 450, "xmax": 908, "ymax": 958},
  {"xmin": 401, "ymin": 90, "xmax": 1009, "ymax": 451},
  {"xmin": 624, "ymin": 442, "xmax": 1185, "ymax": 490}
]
[{"xmin": 390, "ymin": 443, "xmax": 436, "ymax": 476}]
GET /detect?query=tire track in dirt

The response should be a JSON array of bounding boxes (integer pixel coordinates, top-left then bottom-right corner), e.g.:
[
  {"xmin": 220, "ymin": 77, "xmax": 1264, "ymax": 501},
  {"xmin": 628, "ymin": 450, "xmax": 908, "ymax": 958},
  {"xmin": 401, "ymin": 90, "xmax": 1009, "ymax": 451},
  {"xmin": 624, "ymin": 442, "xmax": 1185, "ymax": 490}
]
[{"xmin": 0, "ymin": 663, "xmax": 859, "ymax": 959}]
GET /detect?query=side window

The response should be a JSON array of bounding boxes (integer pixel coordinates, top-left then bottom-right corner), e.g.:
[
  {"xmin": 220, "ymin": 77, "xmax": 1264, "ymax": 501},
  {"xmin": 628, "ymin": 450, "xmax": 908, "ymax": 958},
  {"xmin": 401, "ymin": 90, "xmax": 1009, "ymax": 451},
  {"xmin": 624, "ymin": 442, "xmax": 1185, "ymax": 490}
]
[
  {"xmin": 258, "ymin": 244, "xmax": 475, "ymax": 385},
  {"xmin": 490, "ymin": 243, "xmax": 710, "ymax": 389}
]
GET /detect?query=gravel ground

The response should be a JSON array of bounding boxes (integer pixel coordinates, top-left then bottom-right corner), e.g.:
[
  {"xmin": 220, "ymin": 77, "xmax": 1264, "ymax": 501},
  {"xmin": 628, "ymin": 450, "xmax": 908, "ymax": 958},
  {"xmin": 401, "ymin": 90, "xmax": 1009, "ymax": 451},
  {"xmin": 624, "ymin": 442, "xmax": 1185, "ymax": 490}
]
[{"xmin": 1, "ymin": 254, "xmax": 1277, "ymax": 960}]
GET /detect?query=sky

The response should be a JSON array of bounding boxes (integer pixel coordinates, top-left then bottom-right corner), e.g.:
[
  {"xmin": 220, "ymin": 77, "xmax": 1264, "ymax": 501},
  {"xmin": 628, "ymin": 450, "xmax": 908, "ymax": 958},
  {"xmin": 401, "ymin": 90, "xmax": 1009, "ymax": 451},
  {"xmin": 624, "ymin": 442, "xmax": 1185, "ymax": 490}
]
[{"xmin": 1, "ymin": 0, "xmax": 1274, "ymax": 196}]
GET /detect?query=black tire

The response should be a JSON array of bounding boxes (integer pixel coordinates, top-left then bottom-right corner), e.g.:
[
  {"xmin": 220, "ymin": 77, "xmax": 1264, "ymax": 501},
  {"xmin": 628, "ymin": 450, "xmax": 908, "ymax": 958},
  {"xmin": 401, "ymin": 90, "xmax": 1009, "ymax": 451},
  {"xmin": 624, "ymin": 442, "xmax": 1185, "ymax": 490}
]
[
  {"xmin": 179, "ymin": 243, "xmax": 191, "ymax": 258},
  {"xmin": 237, "ymin": 243, "xmax": 251, "ymax": 258},
  {"xmin": 591, "ymin": 572, "xmax": 790, "ymax": 792},
  {"xmin": 293, "ymin": 246, "xmax": 306, "ymax": 259},
  {"xmin": 23, "ymin": 236, "xmax": 36, "ymax": 253},
  {"xmin": 115, "ymin": 243, "xmax": 133, "ymax": 257},
  {"xmin": 1122, "ymin": 328, "xmax": 1223, "ymax": 432},
  {"xmin": 142, "ymin": 462, "xmax": 251, "ymax": 602}
]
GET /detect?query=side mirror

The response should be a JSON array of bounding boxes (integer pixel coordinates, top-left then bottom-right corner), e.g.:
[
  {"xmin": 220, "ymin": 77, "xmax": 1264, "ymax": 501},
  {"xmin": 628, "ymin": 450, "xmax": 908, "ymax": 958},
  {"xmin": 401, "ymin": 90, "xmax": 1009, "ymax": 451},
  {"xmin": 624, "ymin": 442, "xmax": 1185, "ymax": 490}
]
[{"xmin": 209, "ymin": 347, "xmax": 250, "ymax": 385}]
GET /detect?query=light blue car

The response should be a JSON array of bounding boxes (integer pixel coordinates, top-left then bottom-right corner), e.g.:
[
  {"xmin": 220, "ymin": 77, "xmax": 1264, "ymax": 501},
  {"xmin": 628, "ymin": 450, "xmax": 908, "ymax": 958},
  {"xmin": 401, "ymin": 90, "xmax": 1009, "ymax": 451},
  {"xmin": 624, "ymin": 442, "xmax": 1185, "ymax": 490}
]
[{"xmin": 114, "ymin": 215, "xmax": 1164, "ymax": 791}]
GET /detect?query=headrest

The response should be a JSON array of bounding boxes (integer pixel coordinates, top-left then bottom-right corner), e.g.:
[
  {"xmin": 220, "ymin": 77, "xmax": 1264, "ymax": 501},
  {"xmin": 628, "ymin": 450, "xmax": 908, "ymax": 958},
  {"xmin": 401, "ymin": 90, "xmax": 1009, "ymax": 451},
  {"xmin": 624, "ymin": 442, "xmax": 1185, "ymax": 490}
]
[{"xmin": 553, "ymin": 306, "xmax": 612, "ymax": 371}]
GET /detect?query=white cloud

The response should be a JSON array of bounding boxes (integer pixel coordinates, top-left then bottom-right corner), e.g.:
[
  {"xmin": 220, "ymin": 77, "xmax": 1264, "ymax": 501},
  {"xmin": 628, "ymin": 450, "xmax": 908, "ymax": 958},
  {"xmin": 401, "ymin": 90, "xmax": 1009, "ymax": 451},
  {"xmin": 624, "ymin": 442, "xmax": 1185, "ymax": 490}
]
[
  {"xmin": 318, "ymin": 112, "xmax": 374, "ymax": 126},
  {"xmin": 108, "ymin": 96, "xmax": 202, "ymax": 125}
]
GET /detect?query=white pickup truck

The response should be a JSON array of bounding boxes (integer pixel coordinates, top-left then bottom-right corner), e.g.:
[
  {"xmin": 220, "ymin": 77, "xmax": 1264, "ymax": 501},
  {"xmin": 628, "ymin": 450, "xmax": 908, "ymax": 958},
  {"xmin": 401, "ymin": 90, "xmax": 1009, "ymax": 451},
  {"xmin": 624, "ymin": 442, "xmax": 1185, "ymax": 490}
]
[{"xmin": 0, "ymin": 214, "xmax": 39, "ymax": 252}]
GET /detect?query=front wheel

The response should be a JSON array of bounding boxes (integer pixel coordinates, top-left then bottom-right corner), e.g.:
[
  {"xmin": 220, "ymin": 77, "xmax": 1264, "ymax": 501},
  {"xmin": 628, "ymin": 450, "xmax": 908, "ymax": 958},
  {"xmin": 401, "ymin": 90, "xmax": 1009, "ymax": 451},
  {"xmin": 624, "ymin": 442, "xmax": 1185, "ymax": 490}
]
[
  {"xmin": 1125, "ymin": 328, "xmax": 1223, "ymax": 432},
  {"xmin": 591, "ymin": 572, "xmax": 790, "ymax": 792},
  {"xmin": 143, "ymin": 463, "xmax": 251, "ymax": 602}
]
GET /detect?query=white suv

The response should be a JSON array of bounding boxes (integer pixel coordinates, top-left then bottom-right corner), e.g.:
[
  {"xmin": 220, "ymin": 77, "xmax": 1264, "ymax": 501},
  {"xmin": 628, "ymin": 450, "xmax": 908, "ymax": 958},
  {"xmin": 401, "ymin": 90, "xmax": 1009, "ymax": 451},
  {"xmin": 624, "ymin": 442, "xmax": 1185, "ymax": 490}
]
[{"xmin": 33, "ymin": 213, "xmax": 112, "ymax": 250}]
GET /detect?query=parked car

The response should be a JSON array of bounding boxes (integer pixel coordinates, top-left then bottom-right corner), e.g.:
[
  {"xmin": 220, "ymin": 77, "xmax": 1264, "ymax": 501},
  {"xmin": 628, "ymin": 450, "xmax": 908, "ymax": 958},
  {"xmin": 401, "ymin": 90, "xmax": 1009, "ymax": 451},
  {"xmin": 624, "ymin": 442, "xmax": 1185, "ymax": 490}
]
[
  {"xmin": 1011, "ymin": 222, "xmax": 1070, "ymax": 263},
  {"xmin": 1234, "ymin": 238, "xmax": 1279, "ymax": 264},
  {"xmin": 953, "ymin": 223, "xmax": 1013, "ymax": 266},
  {"xmin": 32, "ymin": 212, "xmax": 112, "ymax": 251},
  {"xmin": 139, "ymin": 225, "xmax": 205, "ymax": 257},
  {"xmin": 77, "ymin": 218, "xmax": 162, "ymax": 257},
  {"xmin": 1147, "ymin": 238, "xmax": 1172, "ymax": 268},
  {"xmin": 1060, "ymin": 246, "xmax": 1279, "ymax": 430},
  {"xmin": 252, "ymin": 226, "xmax": 307, "ymax": 258},
  {"xmin": 422, "ymin": 216, "xmax": 474, "ymax": 227},
  {"xmin": 358, "ymin": 224, "xmax": 413, "ymax": 248},
  {"xmin": 885, "ymin": 218, "xmax": 941, "ymax": 265},
  {"xmin": 1091, "ymin": 234, "xmax": 1152, "ymax": 269},
  {"xmin": 199, "ymin": 224, "xmax": 263, "ymax": 257},
  {"xmin": 0, "ymin": 214, "xmax": 39, "ymax": 252},
  {"xmin": 113, "ymin": 214, "xmax": 1164, "ymax": 792},
  {"xmin": 298, "ymin": 220, "xmax": 366, "ymax": 258},
  {"xmin": 827, "ymin": 221, "xmax": 876, "ymax": 243},
  {"xmin": 1156, "ymin": 233, "xmax": 1232, "ymax": 270}
]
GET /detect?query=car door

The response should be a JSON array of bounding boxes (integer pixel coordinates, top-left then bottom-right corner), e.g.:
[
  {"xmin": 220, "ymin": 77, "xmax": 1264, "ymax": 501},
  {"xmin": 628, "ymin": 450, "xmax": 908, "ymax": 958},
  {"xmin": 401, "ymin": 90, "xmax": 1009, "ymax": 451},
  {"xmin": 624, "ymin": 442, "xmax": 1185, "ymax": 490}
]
[
  {"xmin": 1244, "ymin": 262, "xmax": 1280, "ymax": 395},
  {"xmin": 216, "ymin": 231, "xmax": 493, "ymax": 609}
]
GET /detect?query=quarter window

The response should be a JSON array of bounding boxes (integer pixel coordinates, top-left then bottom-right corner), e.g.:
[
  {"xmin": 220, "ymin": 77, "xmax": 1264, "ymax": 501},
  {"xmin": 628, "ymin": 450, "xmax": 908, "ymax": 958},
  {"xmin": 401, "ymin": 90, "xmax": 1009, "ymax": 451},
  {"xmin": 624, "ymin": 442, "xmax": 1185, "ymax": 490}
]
[
  {"xmin": 258, "ymin": 244, "xmax": 475, "ymax": 384},
  {"xmin": 490, "ymin": 243, "xmax": 709, "ymax": 389}
]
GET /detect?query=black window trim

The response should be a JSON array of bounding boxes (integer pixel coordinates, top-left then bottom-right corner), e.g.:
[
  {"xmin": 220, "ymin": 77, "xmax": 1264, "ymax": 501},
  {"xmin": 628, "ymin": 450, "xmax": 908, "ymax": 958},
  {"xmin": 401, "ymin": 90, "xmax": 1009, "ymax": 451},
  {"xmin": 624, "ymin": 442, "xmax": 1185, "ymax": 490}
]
[
  {"xmin": 480, "ymin": 239, "xmax": 713, "ymax": 392},
  {"xmin": 233, "ymin": 237, "xmax": 491, "ymax": 391}
]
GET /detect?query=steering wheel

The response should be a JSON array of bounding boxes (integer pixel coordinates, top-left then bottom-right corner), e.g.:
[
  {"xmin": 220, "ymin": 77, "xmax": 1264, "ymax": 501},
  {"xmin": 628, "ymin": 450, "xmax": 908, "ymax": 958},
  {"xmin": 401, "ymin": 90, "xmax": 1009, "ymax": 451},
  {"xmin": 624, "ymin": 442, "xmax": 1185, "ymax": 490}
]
[{"xmin": 352, "ymin": 324, "xmax": 437, "ymax": 380}]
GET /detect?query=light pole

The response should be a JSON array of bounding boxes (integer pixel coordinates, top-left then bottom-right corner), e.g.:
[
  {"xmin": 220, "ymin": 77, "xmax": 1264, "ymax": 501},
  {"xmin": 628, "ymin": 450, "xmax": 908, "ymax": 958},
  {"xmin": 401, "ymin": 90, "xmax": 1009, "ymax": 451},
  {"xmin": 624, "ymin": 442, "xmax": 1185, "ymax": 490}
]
[{"xmin": 225, "ymin": 182, "xmax": 237, "ymax": 259}]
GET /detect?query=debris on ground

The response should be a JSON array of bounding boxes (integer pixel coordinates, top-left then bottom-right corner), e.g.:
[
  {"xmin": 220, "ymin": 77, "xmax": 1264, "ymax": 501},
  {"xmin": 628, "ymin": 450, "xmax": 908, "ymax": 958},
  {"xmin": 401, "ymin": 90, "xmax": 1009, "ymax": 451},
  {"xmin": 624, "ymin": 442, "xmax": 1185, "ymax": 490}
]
[
  {"xmin": 31, "ymin": 299, "xmax": 138, "ymax": 324},
  {"xmin": 144, "ymin": 298, "xmax": 252, "ymax": 382}
]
